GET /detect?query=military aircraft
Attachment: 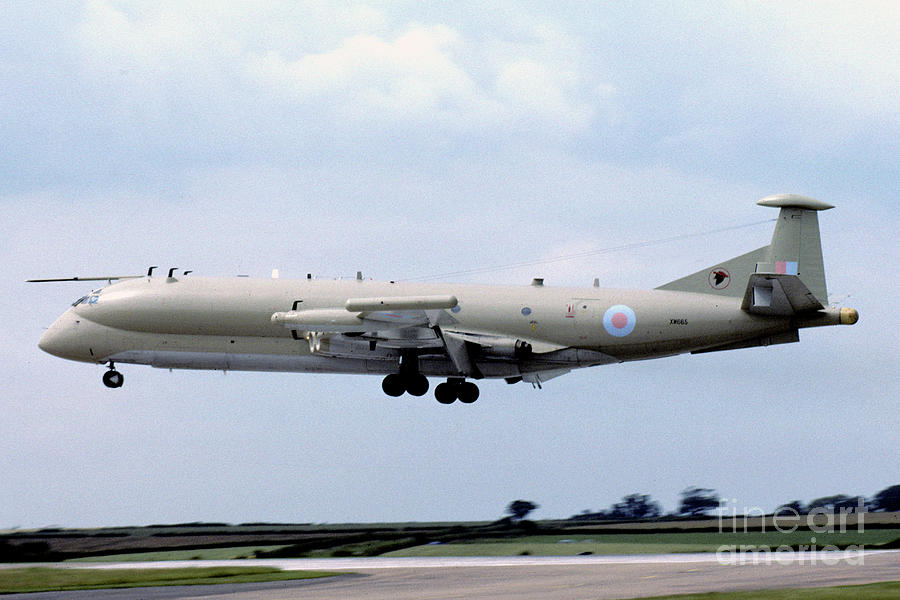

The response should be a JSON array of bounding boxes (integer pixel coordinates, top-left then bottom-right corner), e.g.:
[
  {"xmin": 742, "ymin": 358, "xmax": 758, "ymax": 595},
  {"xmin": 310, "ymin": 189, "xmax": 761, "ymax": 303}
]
[{"xmin": 33, "ymin": 194, "xmax": 857, "ymax": 404}]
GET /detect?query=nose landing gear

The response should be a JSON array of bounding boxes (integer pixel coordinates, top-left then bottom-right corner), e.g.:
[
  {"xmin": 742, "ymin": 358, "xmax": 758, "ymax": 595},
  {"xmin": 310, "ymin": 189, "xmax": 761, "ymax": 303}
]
[{"xmin": 102, "ymin": 363, "xmax": 124, "ymax": 389}]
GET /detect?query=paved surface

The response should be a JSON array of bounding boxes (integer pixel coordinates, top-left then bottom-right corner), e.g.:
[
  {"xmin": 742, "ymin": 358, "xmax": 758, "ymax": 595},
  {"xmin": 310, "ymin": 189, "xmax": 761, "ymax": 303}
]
[{"xmin": 3, "ymin": 551, "xmax": 899, "ymax": 599}]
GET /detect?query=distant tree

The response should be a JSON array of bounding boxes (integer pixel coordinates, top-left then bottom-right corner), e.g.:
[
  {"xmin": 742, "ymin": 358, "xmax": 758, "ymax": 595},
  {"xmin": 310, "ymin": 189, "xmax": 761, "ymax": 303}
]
[
  {"xmin": 871, "ymin": 485, "xmax": 900, "ymax": 512},
  {"xmin": 610, "ymin": 494, "xmax": 662, "ymax": 520},
  {"xmin": 775, "ymin": 500, "xmax": 806, "ymax": 515},
  {"xmin": 807, "ymin": 494, "xmax": 864, "ymax": 513},
  {"xmin": 506, "ymin": 500, "xmax": 539, "ymax": 521},
  {"xmin": 677, "ymin": 487, "xmax": 720, "ymax": 517},
  {"xmin": 569, "ymin": 509, "xmax": 610, "ymax": 521}
]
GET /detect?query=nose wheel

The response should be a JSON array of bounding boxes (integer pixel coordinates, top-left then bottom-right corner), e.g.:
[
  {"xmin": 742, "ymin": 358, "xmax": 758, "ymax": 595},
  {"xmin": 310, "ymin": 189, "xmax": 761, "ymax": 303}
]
[{"xmin": 102, "ymin": 366, "xmax": 124, "ymax": 389}]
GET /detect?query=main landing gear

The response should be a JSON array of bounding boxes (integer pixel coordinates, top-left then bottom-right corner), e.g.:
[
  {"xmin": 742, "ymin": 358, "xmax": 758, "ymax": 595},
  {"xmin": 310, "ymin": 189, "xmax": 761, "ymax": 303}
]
[
  {"xmin": 381, "ymin": 372, "xmax": 429, "ymax": 397},
  {"xmin": 434, "ymin": 379, "xmax": 480, "ymax": 404},
  {"xmin": 102, "ymin": 363, "xmax": 124, "ymax": 389},
  {"xmin": 381, "ymin": 374, "xmax": 481, "ymax": 404},
  {"xmin": 381, "ymin": 352, "xmax": 480, "ymax": 403},
  {"xmin": 382, "ymin": 351, "xmax": 431, "ymax": 398}
]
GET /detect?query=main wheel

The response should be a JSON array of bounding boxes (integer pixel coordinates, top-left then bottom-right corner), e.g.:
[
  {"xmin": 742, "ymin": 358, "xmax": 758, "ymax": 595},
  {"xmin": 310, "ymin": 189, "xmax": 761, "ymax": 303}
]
[
  {"xmin": 457, "ymin": 381, "xmax": 480, "ymax": 404},
  {"xmin": 102, "ymin": 370, "xmax": 124, "ymax": 389},
  {"xmin": 434, "ymin": 382, "xmax": 456, "ymax": 404},
  {"xmin": 382, "ymin": 373, "xmax": 405, "ymax": 397},
  {"xmin": 405, "ymin": 374, "xmax": 429, "ymax": 397}
]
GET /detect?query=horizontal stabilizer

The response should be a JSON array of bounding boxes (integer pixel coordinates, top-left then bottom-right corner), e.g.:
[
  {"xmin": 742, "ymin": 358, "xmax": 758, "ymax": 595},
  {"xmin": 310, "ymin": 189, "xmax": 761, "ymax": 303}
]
[{"xmin": 741, "ymin": 273, "xmax": 824, "ymax": 316}]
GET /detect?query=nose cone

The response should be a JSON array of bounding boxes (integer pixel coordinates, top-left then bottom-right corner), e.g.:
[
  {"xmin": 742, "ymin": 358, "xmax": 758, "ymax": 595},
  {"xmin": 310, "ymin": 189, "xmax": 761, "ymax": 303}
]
[
  {"xmin": 38, "ymin": 309, "xmax": 96, "ymax": 363},
  {"xmin": 37, "ymin": 327, "xmax": 55, "ymax": 354}
]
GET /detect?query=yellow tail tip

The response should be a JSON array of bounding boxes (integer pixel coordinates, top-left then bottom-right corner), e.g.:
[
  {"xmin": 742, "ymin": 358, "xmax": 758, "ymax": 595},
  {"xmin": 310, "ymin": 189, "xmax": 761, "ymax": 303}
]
[{"xmin": 840, "ymin": 307, "xmax": 859, "ymax": 325}]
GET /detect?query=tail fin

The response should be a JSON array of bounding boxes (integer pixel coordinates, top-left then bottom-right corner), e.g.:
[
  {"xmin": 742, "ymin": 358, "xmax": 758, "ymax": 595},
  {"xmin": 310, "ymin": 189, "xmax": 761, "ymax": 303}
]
[{"xmin": 656, "ymin": 194, "xmax": 833, "ymax": 306}]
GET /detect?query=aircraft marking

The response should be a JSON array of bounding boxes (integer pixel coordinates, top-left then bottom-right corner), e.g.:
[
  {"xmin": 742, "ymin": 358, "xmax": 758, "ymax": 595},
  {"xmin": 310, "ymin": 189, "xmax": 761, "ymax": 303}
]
[
  {"xmin": 776, "ymin": 261, "xmax": 799, "ymax": 275},
  {"xmin": 603, "ymin": 304, "xmax": 636, "ymax": 337},
  {"xmin": 708, "ymin": 268, "xmax": 731, "ymax": 289}
]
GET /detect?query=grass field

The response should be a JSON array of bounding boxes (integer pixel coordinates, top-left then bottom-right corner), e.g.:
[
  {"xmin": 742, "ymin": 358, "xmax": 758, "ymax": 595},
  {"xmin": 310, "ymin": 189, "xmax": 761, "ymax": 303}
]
[
  {"xmin": 631, "ymin": 581, "xmax": 900, "ymax": 600},
  {"xmin": 386, "ymin": 530, "xmax": 900, "ymax": 557},
  {"xmin": 4, "ymin": 516, "xmax": 897, "ymax": 562},
  {"xmin": 0, "ymin": 567, "xmax": 339, "ymax": 594},
  {"xmin": 68, "ymin": 545, "xmax": 291, "ymax": 562}
]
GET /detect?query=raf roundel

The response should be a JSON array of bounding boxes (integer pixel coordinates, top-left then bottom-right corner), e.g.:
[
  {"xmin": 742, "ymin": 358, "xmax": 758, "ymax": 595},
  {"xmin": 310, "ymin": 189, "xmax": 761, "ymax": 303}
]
[{"xmin": 603, "ymin": 304, "xmax": 636, "ymax": 337}]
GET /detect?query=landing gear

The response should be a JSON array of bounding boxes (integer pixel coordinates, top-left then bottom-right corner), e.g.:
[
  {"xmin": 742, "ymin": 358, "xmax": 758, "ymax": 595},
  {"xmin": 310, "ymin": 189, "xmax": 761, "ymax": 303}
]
[
  {"xmin": 457, "ymin": 381, "xmax": 480, "ymax": 404},
  {"xmin": 434, "ymin": 382, "xmax": 456, "ymax": 404},
  {"xmin": 102, "ymin": 366, "xmax": 124, "ymax": 389},
  {"xmin": 381, "ymin": 373, "xmax": 406, "ymax": 397},
  {"xmin": 405, "ymin": 374, "xmax": 429, "ymax": 397},
  {"xmin": 381, "ymin": 373, "xmax": 430, "ymax": 397},
  {"xmin": 381, "ymin": 352, "xmax": 431, "ymax": 398},
  {"xmin": 433, "ymin": 379, "xmax": 480, "ymax": 404}
]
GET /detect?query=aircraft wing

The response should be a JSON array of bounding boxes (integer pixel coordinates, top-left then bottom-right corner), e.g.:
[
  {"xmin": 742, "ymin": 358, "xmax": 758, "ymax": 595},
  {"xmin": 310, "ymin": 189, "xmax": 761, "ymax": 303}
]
[
  {"xmin": 27, "ymin": 275, "xmax": 145, "ymax": 283},
  {"xmin": 271, "ymin": 295, "xmax": 459, "ymax": 332},
  {"xmin": 271, "ymin": 294, "xmax": 612, "ymax": 381}
]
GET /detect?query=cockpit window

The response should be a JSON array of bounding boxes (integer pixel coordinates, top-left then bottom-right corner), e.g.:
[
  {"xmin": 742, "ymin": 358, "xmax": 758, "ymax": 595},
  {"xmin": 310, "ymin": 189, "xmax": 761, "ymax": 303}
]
[{"xmin": 72, "ymin": 296, "xmax": 88, "ymax": 306}]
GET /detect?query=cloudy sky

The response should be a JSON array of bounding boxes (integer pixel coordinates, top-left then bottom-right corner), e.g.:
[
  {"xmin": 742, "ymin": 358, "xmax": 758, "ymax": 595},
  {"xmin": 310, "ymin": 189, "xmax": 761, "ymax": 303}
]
[{"xmin": 2, "ymin": 1, "xmax": 897, "ymax": 528}]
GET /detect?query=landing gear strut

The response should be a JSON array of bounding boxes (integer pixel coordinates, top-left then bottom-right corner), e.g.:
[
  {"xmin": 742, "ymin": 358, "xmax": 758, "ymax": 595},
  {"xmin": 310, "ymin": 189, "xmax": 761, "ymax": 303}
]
[
  {"xmin": 434, "ymin": 379, "xmax": 479, "ymax": 404},
  {"xmin": 102, "ymin": 363, "xmax": 124, "ymax": 389}
]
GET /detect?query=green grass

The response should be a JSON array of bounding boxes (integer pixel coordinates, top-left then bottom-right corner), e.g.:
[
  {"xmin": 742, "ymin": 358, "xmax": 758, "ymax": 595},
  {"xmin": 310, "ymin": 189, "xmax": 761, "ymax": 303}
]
[
  {"xmin": 386, "ymin": 530, "xmax": 899, "ymax": 557},
  {"xmin": 631, "ymin": 581, "xmax": 900, "ymax": 599},
  {"xmin": 67, "ymin": 545, "xmax": 291, "ymax": 562},
  {"xmin": 0, "ymin": 567, "xmax": 340, "ymax": 594},
  {"xmin": 385, "ymin": 542, "xmax": 708, "ymax": 556},
  {"xmin": 511, "ymin": 530, "xmax": 899, "ymax": 546}
]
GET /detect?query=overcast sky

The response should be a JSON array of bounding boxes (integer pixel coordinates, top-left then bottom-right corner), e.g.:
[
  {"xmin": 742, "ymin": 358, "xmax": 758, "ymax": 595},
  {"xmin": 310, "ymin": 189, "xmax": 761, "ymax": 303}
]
[{"xmin": 2, "ymin": 1, "xmax": 897, "ymax": 529}]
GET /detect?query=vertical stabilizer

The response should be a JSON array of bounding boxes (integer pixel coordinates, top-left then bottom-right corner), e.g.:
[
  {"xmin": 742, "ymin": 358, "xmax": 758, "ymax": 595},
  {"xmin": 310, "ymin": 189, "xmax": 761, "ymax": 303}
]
[
  {"xmin": 656, "ymin": 194, "xmax": 833, "ymax": 305},
  {"xmin": 755, "ymin": 194, "xmax": 832, "ymax": 305}
]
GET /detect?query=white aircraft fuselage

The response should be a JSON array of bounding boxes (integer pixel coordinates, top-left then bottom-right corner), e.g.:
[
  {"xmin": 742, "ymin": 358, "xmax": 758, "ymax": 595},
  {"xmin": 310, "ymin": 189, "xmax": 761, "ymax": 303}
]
[{"xmin": 35, "ymin": 195, "xmax": 858, "ymax": 403}]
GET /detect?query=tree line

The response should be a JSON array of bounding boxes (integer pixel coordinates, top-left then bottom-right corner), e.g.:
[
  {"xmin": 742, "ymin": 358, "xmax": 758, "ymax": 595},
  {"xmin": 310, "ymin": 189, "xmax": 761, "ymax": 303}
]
[{"xmin": 506, "ymin": 483, "xmax": 900, "ymax": 521}]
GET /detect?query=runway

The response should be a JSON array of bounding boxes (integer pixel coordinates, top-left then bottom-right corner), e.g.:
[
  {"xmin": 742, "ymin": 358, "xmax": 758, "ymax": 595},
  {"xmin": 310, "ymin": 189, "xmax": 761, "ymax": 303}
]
[{"xmin": 4, "ymin": 550, "xmax": 899, "ymax": 599}]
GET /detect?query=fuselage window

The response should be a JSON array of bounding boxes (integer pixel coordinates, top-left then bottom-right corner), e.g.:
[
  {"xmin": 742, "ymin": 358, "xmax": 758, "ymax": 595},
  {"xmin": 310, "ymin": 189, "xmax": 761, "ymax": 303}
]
[{"xmin": 72, "ymin": 296, "xmax": 88, "ymax": 306}]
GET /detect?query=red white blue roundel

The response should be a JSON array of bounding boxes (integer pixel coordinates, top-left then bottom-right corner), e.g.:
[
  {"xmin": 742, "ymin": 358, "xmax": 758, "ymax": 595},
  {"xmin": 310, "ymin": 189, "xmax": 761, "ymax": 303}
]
[{"xmin": 603, "ymin": 304, "xmax": 636, "ymax": 337}]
